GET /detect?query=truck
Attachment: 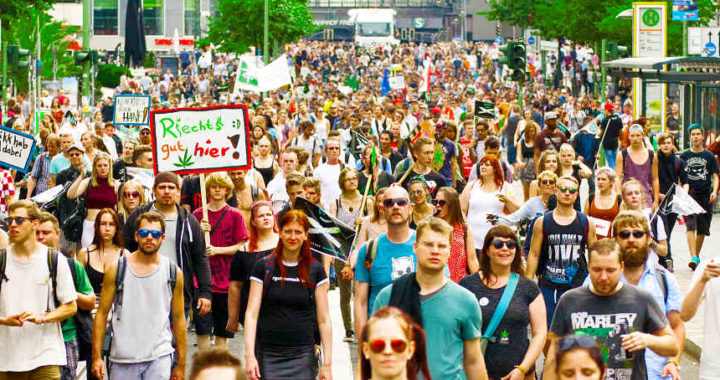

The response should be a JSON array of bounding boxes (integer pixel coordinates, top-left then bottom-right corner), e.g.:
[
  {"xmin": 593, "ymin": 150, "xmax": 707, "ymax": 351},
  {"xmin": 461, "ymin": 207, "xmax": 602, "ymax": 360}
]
[{"xmin": 347, "ymin": 8, "xmax": 399, "ymax": 48}]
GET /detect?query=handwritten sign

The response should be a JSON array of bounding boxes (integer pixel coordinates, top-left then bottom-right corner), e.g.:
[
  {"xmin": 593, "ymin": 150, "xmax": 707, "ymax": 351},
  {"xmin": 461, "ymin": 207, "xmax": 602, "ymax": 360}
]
[
  {"xmin": 589, "ymin": 216, "xmax": 612, "ymax": 237},
  {"xmin": 0, "ymin": 125, "xmax": 36, "ymax": 173},
  {"xmin": 113, "ymin": 95, "xmax": 151, "ymax": 126},
  {"xmin": 150, "ymin": 105, "xmax": 251, "ymax": 175}
]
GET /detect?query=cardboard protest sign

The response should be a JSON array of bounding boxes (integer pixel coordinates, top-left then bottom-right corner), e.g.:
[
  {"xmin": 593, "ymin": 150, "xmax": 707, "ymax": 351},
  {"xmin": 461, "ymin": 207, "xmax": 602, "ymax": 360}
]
[
  {"xmin": 0, "ymin": 125, "xmax": 36, "ymax": 173},
  {"xmin": 151, "ymin": 105, "xmax": 251, "ymax": 175},
  {"xmin": 113, "ymin": 95, "xmax": 151, "ymax": 126}
]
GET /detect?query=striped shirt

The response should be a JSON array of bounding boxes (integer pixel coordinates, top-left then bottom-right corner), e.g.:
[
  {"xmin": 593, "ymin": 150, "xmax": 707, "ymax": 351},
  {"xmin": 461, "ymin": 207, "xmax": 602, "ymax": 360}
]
[{"xmin": 30, "ymin": 152, "xmax": 54, "ymax": 196}]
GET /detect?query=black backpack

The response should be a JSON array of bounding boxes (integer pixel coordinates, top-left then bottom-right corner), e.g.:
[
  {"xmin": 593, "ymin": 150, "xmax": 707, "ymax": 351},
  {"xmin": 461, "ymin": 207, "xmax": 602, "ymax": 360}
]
[{"xmin": 66, "ymin": 258, "xmax": 94, "ymax": 361}]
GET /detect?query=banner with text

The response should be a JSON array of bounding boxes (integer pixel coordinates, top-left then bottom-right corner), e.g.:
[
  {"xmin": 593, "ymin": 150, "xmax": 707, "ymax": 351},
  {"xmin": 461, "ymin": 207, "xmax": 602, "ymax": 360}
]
[
  {"xmin": 113, "ymin": 95, "xmax": 152, "ymax": 126},
  {"xmin": 0, "ymin": 125, "xmax": 37, "ymax": 173},
  {"xmin": 151, "ymin": 105, "xmax": 251, "ymax": 175}
]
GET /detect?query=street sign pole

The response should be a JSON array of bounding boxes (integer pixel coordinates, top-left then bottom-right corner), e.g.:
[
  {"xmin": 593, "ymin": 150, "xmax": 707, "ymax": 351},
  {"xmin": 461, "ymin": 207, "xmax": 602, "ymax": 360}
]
[
  {"xmin": 683, "ymin": 21, "xmax": 688, "ymax": 56},
  {"xmin": 601, "ymin": 39, "xmax": 607, "ymax": 103},
  {"xmin": 82, "ymin": 0, "xmax": 91, "ymax": 102},
  {"xmin": 263, "ymin": 0, "xmax": 269, "ymax": 64}
]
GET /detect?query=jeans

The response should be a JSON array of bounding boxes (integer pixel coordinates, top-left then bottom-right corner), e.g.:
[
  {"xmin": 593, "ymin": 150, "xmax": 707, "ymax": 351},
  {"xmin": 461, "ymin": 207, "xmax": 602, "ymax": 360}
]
[
  {"xmin": 540, "ymin": 286, "xmax": 571, "ymax": 328},
  {"xmin": 333, "ymin": 259, "xmax": 353, "ymax": 334},
  {"xmin": 603, "ymin": 148, "xmax": 617, "ymax": 169},
  {"xmin": 109, "ymin": 354, "xmax": 172, "ymax": 380}
]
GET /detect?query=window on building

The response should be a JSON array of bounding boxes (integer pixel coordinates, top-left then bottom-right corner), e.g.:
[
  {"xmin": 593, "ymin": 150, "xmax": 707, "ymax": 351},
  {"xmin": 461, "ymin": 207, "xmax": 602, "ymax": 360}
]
[
  {"xmin": 93, "ymin": 0, "xmax": 118, "ymax": 35},
  {"xmin": 184, "ymin": 0, "xmax": 200, "ymax": 37},
  {"xmin": 144, "ymin": 0, "xmax": 164, "ymax": 35}
]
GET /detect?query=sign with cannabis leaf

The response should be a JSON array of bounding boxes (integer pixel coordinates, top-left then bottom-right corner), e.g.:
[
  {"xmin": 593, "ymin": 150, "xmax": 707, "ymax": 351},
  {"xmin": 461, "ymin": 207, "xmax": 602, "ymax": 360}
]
[{"xmin": 150, "ymin": 105, "xmax": 251, "ymax": 175}]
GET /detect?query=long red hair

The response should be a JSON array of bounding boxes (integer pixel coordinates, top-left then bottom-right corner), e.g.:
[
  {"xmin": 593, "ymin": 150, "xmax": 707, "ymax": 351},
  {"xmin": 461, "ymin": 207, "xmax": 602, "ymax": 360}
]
[
  {"xmin": 247, "ymin": 201, "xmax": 278, "ymax": 252},
  {"xmin": 273, "ymin": 210, "xmax": 314, "ymax": 288},
  {"xmin": 479, "ymin": 154, "xmax": 504, "ymax": 188}
]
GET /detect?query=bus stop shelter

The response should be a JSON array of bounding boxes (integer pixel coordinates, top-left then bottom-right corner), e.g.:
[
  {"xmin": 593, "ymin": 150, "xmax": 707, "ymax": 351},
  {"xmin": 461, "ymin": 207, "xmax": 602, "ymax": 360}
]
[{"xmin": 603, "ymin": 56, "xmax": 720, "ymax": 148}]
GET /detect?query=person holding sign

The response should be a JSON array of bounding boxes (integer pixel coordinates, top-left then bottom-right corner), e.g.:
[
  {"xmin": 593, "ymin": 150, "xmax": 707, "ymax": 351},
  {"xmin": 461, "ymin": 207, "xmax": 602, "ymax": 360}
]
[
  {"xmin": 66, "ymin": 155, "xmax": 120, "ymax": 248},
  {"xmin": 192, "ymin": 172, "xmax": 248, "ymax": 351}
]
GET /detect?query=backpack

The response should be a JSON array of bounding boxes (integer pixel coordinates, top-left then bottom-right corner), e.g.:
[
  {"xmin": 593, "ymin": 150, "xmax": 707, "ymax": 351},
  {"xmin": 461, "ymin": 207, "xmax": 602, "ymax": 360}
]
[
  {"xmin": 67, "ymin": 258, "xmax": 94, "ymax": 361},
  {"xmin": 654, "ymin": 264, "xmax": 670, "ymax": 306}
]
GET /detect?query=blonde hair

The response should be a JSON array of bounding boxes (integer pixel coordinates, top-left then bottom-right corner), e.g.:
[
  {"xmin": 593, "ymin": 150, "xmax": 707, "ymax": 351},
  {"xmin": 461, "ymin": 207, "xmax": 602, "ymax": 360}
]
[
  {"xmin": 537, "ymin": 170, "xmax": 558, "ymax": 182},
  {"xmin": 118, "ymin": 180, "xmax": 146, "ymax": 217},
  {"xmin": 91, "ymin": 155, "xmax": 114, "ymax": 187},
  {"xmin": 416, "ymin": 217, "xmax": 453, "ymax": 244},
  {"xmin": 204, "ymin": 172, "xmax": 235, "ymax": 200},
  {"xmin": 612, "ymin": 210, "xmax": 650, "ymax": 237}
]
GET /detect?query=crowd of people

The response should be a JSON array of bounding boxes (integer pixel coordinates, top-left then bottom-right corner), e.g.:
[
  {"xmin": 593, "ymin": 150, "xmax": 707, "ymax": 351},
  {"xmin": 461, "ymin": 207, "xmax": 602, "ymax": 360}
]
[{"xmin": 0, "ymin": 39, "xmax": 719, "ymax": 380}]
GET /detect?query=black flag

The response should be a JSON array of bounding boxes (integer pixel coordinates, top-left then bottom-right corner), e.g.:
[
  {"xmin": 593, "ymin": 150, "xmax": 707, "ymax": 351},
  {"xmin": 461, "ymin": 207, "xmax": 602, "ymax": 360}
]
[
  {"xmin": 125, "ymin": 0, "xmax": 147, "ymax": 67},
  {"xmin": 293, "ymin": 197, "xmax": 356, "ymax": 262},
  {"xmin": 475, "ymin": 100, "xmax": 495, "ymax": 119}
]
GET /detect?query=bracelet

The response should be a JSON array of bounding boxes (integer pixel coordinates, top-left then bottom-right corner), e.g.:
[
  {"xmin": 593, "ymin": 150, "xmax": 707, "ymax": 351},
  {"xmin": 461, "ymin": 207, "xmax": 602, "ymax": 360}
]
[
  {"xmin": 515, "ymin": 364, "xmax": 528, "ymax": 375},
  {"xmin": 667, "ymin": 359, "xmax": 679, "ymax": 366}
]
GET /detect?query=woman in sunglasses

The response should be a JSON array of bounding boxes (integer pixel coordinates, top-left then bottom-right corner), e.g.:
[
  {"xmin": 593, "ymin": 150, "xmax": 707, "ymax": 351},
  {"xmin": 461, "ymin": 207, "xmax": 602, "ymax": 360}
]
[
  {"xmin": 408, "ymin": 178, "xmax": 434, "ymax": 230},
  {"xmin": 459, "ymin": 225, "xmax": 546, "ymax": 380},
  {"xmin": 620, "ymin": 179, "xmax": 668, "ymax": 259},
  {"xmin": 435, "ymin": 187, "xmax": 479, "ymax": 282},
  {"xmin": 117, "ymin": 180, "xmax": 146, "ymax": 228},
  {"xmin": 583, "ymin": 167, "xmax": 621, "ymax": 239},
  {"xmin": 244, "ymin": 210, "xmax": 332, "ymax": 380},
  {"xmin": 67, "ymin": 154, "xmax": 119, "ymax": 248},
  {"xmin": 359, "ymin": 306, "xmax": 431, "ymax": 380},
  {"xmin": 528, "ymin": 150, "xmax": 560, "ymax": 198},
  {"xmin": 545, "ymin": 335, "xmax": 606, "ymax": 380}
]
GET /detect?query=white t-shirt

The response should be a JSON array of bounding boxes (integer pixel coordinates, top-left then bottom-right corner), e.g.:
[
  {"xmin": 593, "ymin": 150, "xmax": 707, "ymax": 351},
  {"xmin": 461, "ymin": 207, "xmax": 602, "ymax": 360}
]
[
  {"xmin": 691, "ymin": 259, "xmax": 720, "ymax": 380},
  {"xmin": 314, "ymin": 163, "xmax": 342, "ymax": 207},
  {"xmin": 0, "ymin": 244, "xmax": 77, "ymax": 371}
]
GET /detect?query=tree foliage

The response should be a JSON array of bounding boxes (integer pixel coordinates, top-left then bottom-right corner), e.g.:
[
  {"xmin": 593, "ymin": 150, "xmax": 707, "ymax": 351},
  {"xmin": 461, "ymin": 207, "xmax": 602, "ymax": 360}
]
[
  {"xmin": 2, "ymin": 7, "xmax": 80, "ymax": 92},
  {"xmin": 203, "ymin": 0, "xmax": 320, "ymax": 56},
  {"xmin": 482, "ymin": 0, "xmax": 720, "ymax": 56}
]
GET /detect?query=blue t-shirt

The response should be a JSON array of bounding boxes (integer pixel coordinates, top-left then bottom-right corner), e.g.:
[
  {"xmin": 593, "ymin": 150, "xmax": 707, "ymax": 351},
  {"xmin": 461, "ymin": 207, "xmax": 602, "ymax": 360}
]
[
  {"xmin": 354, "ymin": 232, "xmax": 416, "ymax": 315},
  {"xmin": 373, "ymin": 281, "xmax": 483, "ymax": 380},
  {"xmin": 438, "ymin": 139, "xmax": 457, "ymax": 182}
]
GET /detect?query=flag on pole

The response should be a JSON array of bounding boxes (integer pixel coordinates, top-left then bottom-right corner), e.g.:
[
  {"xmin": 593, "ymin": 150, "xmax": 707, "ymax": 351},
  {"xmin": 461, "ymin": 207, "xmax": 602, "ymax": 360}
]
[
  {"xmin": 349, "ymin": 130, "xmax": 369, "ymax": 160},
  {"xmin": 293, "ymin": 197, "xmax": 356, "ymax": 262},
  {"xmin": 666, "ymin": 184, "xmax": 706, "ymax": 216},
  {"xmin": 419, "ymin": 59, "xmax": 431, "ymax": 94},
  {"xmin": 381, "ymin": 69, "xmax": 391, "ymax": 97}
]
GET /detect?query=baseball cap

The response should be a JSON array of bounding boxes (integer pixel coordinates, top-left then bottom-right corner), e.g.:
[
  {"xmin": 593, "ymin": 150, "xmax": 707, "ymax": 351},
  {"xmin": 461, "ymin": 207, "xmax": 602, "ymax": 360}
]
[
  {"xmin": 431, "ymin": 107, "xmax": 442, "ymax": 114},
  {"xmin": 68, "ymin": 144, "xmax": 85, "ymax": 153},
  {"xmin": 544, "ymin": 111, "xmax": 558, "ymax": 120},
  {"xmin": 604, "ymin": 103, "xmax": 615, "ymax": 112}
]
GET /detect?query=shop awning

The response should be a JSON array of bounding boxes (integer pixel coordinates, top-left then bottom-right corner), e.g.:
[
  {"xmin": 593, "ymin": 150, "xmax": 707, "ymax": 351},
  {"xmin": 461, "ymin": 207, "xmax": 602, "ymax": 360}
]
[{"xmin": 602, "ymin": 56, "xmax": 720, "ymax": 82}]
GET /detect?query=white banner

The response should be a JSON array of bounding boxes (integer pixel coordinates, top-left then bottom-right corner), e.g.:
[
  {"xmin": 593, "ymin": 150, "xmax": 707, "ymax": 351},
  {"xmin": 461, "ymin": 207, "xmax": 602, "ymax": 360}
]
[
  {"xmin": 151, "ymin": 105, "xmax": 251, "ymax": 175},
  {"xmin": 233, "ymin": 54, "xmax": 292, "ymax": 94},
  {"xmin": 0, "ymin": 126, "xmax": 36, "ymax": 173},
  {"xmin": 113, "ymin": 95, "xmax": 151, "ymax": 126},
  {"xmin": 389, "ymin": 75, "xmax": 405, "ymax": 90}
]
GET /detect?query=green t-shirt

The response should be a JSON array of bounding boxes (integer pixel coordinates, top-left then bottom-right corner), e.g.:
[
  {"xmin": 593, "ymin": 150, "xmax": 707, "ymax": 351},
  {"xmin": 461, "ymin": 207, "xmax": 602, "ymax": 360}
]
[
  {"xmin": 61, "ymin": 260, "xmax": 94, "ymax": 342},
  {"xmin": 373, "ymin": 280, "xmax": 483, "ymax": 380}
]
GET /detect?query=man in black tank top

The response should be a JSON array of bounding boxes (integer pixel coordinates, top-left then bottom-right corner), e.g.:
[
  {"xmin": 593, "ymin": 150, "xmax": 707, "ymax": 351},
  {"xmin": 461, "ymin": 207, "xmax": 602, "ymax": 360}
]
[{"xmin": 526, "ymin": 176, "xmax": 597, "ymax": 327}]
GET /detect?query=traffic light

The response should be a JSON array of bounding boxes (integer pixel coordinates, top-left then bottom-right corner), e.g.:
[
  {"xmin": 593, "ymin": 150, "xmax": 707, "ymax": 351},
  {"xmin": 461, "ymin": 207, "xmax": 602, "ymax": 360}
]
[
  {"xmin": 495, "ymin": 24, "xmax": 500, "ymax": 36},
  {"xmin": 90, "ymin": 50, "xmax": 106, "ymax": 66},
  {"xmin": 510, "ymin": 42, "xmax": 527, "ymax": 82},
  {"xmin": 498, "ymin": 44, "xmax": 512, "ymax": 67},
  {"xmin": 74, "ymin": 50, "xmax": 90, "ymax": 65},
  {"xmin": 7, "ymin": 45, "xmax": 29, "ymax": 72}
]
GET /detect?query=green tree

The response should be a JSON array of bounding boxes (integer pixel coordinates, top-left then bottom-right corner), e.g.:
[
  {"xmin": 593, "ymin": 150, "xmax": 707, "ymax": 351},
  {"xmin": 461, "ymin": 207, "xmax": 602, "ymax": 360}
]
[
  {"xmin": 2, "ymin": 7, "xmax": 80, "ymax": 92},
  {"xmin": 203, "ymin": 0, "xmax": 320, "ymax": 56}
]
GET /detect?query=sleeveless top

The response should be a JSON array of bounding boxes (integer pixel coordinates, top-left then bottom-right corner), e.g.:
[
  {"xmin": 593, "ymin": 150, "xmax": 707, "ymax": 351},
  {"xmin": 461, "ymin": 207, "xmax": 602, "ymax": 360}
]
[
  {"xmin": 110, "ymin": 256, "xmax": 175, "ymax": 363},
  {"xmin": 588, "ymin": 194, "xmax": 621, "ymax": 239},
  {"xmin": 86, "ymin": 177, "xmax": 116, "ymax": 209},
  {"xmin": 521, "ymin": 138, "xmax": 534, "ymax": 159},
  {"xmin": 85, "ymin": 249, "xmax": 124, "ymax": 297},
  {"xmin": 538, "ymin": 212, "xmax": 588, "ymax": 291},
  {"xmin": 622, "ymin": 149, "xmax": 654, "ymax": 207},
  {"xmin": 336, "ymin": 198, "xmax": 361, "ymax": 227},
  {"xmin": 467, "ymin": 181, "xmax": 507, "ymax": 247},
  {"xmin": 254, "ymin": 161, "xmax": 275, "ymax": 187},
  {"xmin": 447, "ymin": 223, "xmax": 468, "ymax": 283}
]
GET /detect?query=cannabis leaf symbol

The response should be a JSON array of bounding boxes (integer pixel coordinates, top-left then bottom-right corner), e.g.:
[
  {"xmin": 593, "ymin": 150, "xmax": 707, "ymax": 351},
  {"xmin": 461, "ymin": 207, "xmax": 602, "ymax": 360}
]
[{"xmin": 174, "ymin": 149, "xmax": 195, "ymax": 168}]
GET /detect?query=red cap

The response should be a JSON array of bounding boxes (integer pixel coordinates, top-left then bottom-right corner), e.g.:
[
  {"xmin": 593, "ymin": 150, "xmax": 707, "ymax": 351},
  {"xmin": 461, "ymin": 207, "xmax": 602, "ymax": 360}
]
[
  {"xmin": 604, "ymin": 103, "xmax": 614, "ymax": 112},
  {"xmin": 431, "ymin": 107, "xmax": 442, "ymax": 114}
]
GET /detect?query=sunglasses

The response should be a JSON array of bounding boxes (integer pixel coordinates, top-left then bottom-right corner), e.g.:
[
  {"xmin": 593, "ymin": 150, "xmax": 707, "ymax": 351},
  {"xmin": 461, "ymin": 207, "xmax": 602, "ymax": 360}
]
[
  {"xmin": 557, "ymin": 186, "xmax": 578, "ymax": 194},
  {"xmin": 69, "ymin": 153, "xmax": 82, "ymax": 158},
  {"xmin": 541, "ymin": 179, "xmax": 556, "ymax": 185},
  {"xmin": 137, "ymin": 229, "xmax": 165, "ymax": 239},
  {"xmin": 6, "ymin": 216, "xmax": 33, "ymax": 226},
  {"xmin": 368, "ymin": 338, "xmax": 408, "ymax": 354},
  {"xmin": 558, "ymin": 335, "xmax": 597, "ymax": 352},
  {"xmin": 617, "ymin": 230, "xmax": 646, "ymax": 239},
  {"xmin": 140, "ymin": 130, "xmax": 151, "ymax": 135},
  {"xmin": 124, "ymin": 191, "xmax": 141, "ymax": 199},
  {"xmin": 431, "ymin": 199, "xmax": 447, "ymax": 207},
  {"xmin": 491, "ymin": 239, "xmax": 517, "ymax": 250},
  {"xmin": 383, "ymin": 198, "xmax": 409, "ymax": 208}
]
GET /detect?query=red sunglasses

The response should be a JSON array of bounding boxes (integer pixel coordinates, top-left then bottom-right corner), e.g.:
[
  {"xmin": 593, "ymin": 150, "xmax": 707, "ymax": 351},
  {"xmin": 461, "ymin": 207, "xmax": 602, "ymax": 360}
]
[{"xmin": 368, "ymin": 339, "xmax": 408, "ymax": 354}]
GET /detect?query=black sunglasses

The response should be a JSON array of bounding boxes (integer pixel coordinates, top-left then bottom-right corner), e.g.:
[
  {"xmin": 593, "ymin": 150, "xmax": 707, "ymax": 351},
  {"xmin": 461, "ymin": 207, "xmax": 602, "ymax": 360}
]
[
  {"xmin": 383, "ymin": 198, "xmax": 409, "ymax": 207},
  {"xmin": 558, "ymin": 335, "xmax": 597, "ymax": 352},
  {"xmin": 491, "ymin": 239, "xmax": 517, "ymax": 250},
  {"xmin": 431, "ymin": 199, "xmax": 447, "ymax": 207},
  {"xmin": 617, "ymin": 230, "xmax": 646, "ymax": 239},
  {"xmin": 6, "ymin": 216, "xmax": 33, "ymax": 226}
]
